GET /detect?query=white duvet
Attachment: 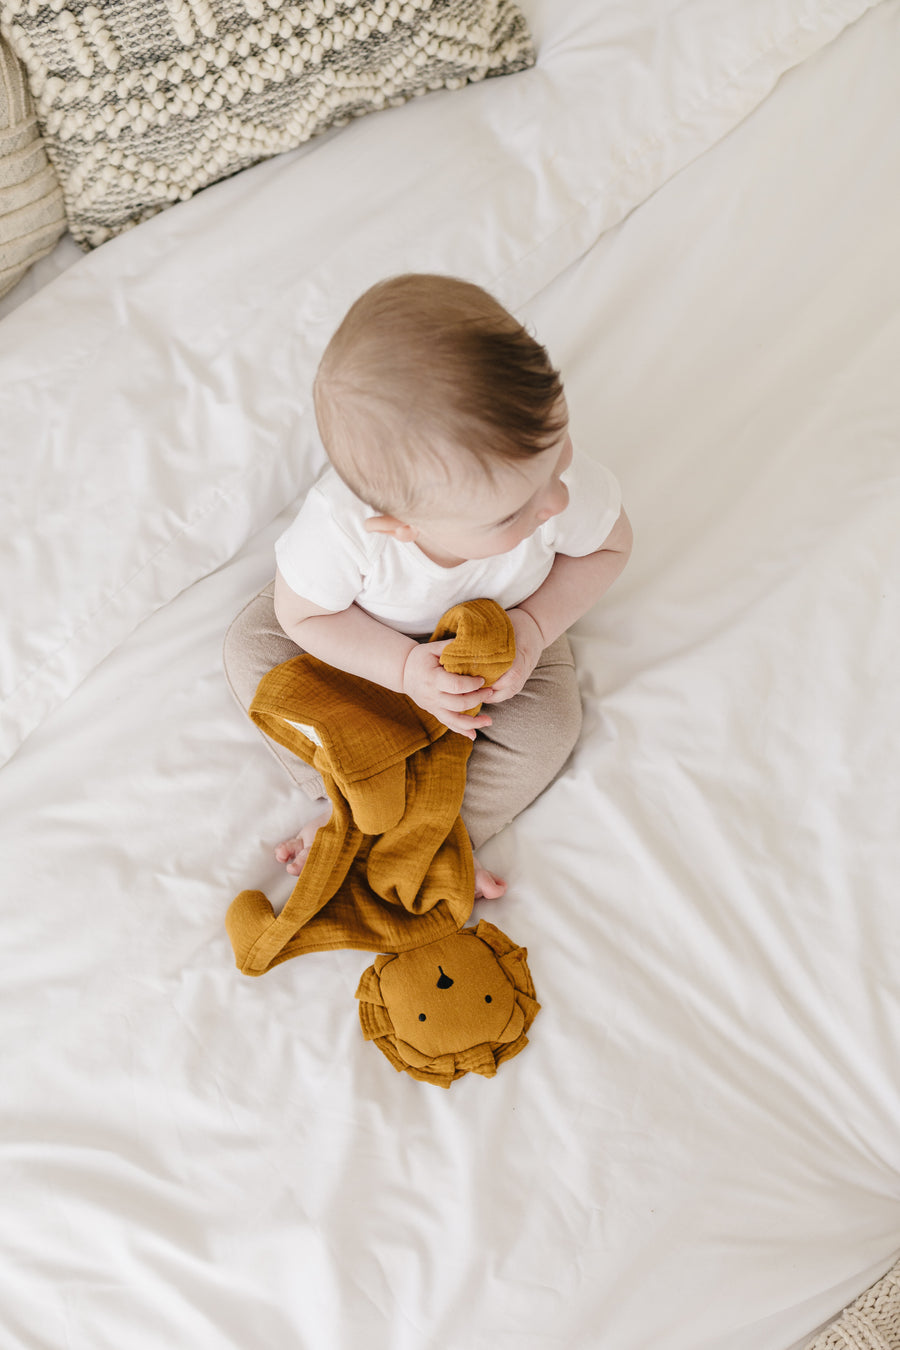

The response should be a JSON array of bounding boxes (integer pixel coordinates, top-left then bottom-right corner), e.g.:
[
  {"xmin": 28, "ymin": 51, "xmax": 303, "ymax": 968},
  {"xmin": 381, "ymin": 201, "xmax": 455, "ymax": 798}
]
[{"xmin": 1, "ymin": 1, "xmax": 899, "ymax": 1347}]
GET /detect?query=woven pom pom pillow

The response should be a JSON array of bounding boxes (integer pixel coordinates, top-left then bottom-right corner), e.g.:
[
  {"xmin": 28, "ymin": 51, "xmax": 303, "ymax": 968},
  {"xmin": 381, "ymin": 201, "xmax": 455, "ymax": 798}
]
[{"xmin": 0, "ymin": 0, "xmax": 534, "ymax": 249}]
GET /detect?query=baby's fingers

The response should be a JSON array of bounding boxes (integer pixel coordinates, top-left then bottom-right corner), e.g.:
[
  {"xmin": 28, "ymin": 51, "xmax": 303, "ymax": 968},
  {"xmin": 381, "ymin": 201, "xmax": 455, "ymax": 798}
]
[
  {"xmin": 480, "ymin": 669, "xmax": 522, "ymax": 701},
  {"xmin": 484, "ymin": 682, "xmax": 524, "ymax": 705},
  {"xmin": 442, "ymin": 710, "xmax": 493, "ymax": 739},
  {"xmin": 435, "ymin": 669, "xmax": 486, "ymax": 696},
  {"xmin": 436, "ymin": 686, "xmax": 492, "ymax": 714}
]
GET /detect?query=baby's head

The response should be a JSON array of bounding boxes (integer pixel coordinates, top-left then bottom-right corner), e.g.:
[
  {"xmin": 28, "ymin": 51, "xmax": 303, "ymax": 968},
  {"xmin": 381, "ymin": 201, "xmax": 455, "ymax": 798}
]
[{"xmin": 313, "ymin": 274, "xmax": 572, "ymax": 565}]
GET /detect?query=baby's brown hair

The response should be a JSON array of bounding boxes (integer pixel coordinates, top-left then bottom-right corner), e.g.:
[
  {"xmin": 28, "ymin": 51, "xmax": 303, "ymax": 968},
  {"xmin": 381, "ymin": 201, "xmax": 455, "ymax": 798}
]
[{"xmin": 313, "ymin": 274, "xmax": 566, "ymax": 518}]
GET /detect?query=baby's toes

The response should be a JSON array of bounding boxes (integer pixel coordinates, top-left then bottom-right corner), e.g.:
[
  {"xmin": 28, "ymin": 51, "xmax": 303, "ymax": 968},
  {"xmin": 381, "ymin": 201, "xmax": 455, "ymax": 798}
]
[
  {"xmin": 274, "ymin": 836, "xmax": 304, "ymax": 864},
  {"xmin": 474, "ymin": 866, "xmax": 507, "ymax": 900}
]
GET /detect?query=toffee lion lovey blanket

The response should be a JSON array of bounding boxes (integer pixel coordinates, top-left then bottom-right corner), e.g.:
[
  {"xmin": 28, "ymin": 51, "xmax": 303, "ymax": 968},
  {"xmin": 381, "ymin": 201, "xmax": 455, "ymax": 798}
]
[{"xmin": 226, "ymin": 598, "xmax": 540, "ymax": 1087}]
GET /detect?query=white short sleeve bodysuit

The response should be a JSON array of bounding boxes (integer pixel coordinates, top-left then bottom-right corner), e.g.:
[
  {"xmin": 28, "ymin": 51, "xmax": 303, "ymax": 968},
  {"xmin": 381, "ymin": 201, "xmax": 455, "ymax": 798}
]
[{"xmin": 275, "ymin": 451, "xmax": 622, "ymax": 637}]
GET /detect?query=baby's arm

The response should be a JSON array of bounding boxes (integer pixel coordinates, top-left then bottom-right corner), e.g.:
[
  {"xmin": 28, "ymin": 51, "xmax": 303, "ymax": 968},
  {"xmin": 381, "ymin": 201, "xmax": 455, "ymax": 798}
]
[
  {"xmin": 273, "ymin": 569, "xmax": 492, "ymax": 739},
  {"xmin": 483, "ymin": 507, "xmax": 634, "ymax": 706}
]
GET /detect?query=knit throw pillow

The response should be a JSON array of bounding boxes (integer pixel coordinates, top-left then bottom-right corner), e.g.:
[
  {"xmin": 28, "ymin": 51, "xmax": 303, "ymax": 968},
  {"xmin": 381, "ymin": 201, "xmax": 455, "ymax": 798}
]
[
  {"xmin": 0, "ymin": 33, "xmax": 65, "ymax": 294},
  {"xmin": 0, "ymin": 0, "xmax": 534, "ymax": 249}
]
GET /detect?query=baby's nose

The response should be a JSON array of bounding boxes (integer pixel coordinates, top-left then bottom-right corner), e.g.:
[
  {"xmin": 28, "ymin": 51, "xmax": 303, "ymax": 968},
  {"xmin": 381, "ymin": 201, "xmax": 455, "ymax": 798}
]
[{"xmin": 535, "ymin": 479, "xmax": 569, "ymax": 524}]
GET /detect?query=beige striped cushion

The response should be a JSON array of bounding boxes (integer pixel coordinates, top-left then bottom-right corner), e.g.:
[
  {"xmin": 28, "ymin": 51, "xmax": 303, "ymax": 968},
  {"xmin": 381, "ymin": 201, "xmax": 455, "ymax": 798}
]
[
  {"xmin": 0, "ymin": 0, "xmax": 533, "ymax": 250},
  {"xmin": 0, "ymin": 33, "xmax": 65, "ymax": 297},
  {"xmin": 805, "ymin": 1259, "xmax": 900, "ymax": 1350}
]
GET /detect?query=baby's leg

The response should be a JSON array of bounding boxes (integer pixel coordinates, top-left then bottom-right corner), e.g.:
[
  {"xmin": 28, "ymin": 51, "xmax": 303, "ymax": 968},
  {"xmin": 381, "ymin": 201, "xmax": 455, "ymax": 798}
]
[
  {"xmin": 224, "ymin": 579, "xmax": 331, "ymax": 870},
  {"xmin": 223, "ymin": 578, "xmax": 328, "ymax": 802},
  {"xmin": 224, "ymin": 585, "xmax": 580, "ymax": 889},
  {"xmin": 274, "ymin": 807, "xmax": 333, "ymax": 875},
  {"xmin": 462, "ymin": 633, "xmax": 583, "ymax": 853}
]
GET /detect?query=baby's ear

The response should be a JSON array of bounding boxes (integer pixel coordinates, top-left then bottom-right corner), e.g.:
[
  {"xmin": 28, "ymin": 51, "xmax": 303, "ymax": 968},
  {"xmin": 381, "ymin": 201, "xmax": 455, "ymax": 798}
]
[{"xmin": 364, "ymin": 514, "xmax": 418, "ymax": 543}]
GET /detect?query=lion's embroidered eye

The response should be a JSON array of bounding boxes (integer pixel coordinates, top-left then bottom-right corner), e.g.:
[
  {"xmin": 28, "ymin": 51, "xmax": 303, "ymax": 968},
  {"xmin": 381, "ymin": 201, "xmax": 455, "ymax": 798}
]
[
  {"xmin": 485, "ymin": 995, "xmax": 492, "ymax": 1003},
  {"xmin": 419, "ymin": 1013, "xmax": 426, "ymax": 1021}
]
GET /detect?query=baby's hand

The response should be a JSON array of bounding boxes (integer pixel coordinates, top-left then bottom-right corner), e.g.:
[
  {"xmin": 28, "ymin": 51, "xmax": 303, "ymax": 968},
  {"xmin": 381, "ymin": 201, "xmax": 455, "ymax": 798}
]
[
  {"xmin": 402, "ymin": 640, "xmax": 493, "ymax": 740},
  {"xmin": 479, "ymin": 608, "xmax": 545, "ymax": 706}
]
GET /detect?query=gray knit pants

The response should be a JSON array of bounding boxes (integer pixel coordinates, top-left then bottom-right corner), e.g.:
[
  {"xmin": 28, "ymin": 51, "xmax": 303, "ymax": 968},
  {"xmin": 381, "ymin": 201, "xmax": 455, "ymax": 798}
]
[{"xmin": 223, "ymin": 580, "xmax": 583, "ymax": 851}]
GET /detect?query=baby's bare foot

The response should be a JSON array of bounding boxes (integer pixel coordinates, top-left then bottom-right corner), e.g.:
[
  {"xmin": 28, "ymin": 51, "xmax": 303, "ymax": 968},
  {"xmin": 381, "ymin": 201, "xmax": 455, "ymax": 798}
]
[
  {"xmin": 274, "ymin": 807, "xmax": 332, "ymax": 876},
  {"xmin": 276, "ymin": 812, "xmax": 505, "ymax": 896},
  {"xmin": 474, "ymin": 860, "xmax": 506, "ymax": 901}
]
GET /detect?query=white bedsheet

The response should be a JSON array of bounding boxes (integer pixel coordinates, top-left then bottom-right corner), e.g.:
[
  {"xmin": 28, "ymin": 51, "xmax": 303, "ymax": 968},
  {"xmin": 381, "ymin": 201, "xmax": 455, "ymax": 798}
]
[{"xmin": 1, "ymin": 1, "xmax": 899, "ymax": 1348}]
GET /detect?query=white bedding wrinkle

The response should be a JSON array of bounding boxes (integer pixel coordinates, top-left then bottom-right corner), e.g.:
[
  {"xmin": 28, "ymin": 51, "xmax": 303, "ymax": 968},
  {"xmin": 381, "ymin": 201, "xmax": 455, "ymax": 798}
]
[{"xmin": 0, "ymin": 0, "xmax": 881, "ymax": 764}]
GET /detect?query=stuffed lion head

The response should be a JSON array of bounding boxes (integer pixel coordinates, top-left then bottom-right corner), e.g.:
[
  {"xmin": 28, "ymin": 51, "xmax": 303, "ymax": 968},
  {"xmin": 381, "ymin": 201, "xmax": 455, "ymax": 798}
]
[{"xmin": 356, "ymin": 920, "xmax": 540, "ymax": 1088}]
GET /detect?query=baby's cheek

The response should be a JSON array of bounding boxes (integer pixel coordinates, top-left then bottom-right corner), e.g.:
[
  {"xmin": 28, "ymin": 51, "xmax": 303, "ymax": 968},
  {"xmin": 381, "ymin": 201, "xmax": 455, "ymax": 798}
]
[{"xmin": 492, "ymin": 527, "xmax": 521, "ymax": 551}]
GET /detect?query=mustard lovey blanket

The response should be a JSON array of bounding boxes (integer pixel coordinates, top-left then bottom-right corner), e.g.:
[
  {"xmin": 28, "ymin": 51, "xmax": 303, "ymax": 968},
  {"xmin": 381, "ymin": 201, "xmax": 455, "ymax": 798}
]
[{"xmin": 226, "ymin": 598, "xmax": 540, "ymax": 1087}]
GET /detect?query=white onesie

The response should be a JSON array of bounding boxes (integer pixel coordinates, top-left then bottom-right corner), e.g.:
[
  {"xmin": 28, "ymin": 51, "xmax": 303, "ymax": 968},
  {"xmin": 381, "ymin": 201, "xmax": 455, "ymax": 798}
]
[{"xmin": 275, "ymin": 450, "xmax": 622, "ymax": 636}]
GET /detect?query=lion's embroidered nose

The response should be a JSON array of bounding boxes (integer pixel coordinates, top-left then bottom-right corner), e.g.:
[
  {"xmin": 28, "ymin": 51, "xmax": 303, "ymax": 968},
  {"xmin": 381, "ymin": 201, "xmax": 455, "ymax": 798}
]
[{"xmin": 436, "ymin": 966, "xmax": 454, "ymax": 990}]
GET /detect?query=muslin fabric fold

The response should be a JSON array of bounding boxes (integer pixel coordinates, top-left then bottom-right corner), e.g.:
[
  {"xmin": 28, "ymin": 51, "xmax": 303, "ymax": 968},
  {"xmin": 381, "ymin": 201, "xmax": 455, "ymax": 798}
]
[{"xmin": 226, "ymin": 599, "xmax": 516, "ymax": 976}]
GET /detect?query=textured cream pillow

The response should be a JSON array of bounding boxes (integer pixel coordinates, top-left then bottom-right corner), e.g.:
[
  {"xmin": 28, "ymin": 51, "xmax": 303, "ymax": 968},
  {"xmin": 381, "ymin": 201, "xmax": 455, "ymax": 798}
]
[
  {"xmin": 0, "ymin": 0, "xmax": 534, "ymax": 249},
  {"xmin": 0, "ymin": 34, "xmax": 65, "ymax": 295}
]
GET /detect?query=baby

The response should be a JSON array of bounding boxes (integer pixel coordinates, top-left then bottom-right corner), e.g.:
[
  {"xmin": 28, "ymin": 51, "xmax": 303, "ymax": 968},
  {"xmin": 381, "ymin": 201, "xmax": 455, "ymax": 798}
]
[{"xmin": 224, "ymin": 273, "xmax": 631, "ymax": 899}]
